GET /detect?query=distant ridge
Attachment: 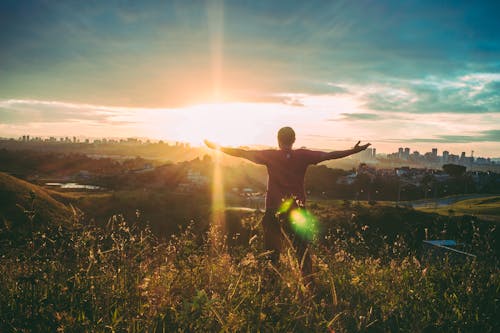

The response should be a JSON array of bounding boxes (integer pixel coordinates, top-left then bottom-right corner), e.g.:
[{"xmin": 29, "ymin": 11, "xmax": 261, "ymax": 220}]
[{"xmin": 0, "ymin": 172, "xmax": 72, "ymax": 230}]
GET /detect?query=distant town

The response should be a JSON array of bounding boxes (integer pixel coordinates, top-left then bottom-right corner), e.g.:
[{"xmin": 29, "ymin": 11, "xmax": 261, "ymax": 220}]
[
  {"xmin": 2, "ymin": 134, "xmax": 497, "ymax": 171},
  {"xmin": 10, "ymin": 135, "xmax": 188, "ymax": 147},
  {"xmin": 1, "ymin": 134, "xmax": 499, "ymax": 210},
  {"xmin": 358, "ymin": 146, "xmax": 497, "ymax": 169}
]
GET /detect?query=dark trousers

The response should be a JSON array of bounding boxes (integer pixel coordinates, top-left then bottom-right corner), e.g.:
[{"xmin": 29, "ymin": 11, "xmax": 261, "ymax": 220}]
[{"xmin": 262, "ymin": 211, "xmax": 313, "ymax": 280}]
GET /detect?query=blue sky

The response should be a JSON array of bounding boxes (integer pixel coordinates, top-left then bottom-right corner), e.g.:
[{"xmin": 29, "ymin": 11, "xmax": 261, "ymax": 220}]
[{"xmin": 1, "ymin": 0, "xmax": 499, "ymax": 155}]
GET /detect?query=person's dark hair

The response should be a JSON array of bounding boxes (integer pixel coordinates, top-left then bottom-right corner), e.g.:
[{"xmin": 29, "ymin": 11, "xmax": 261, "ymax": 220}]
[{"xmin": 277, "ymin": 127, "xmax": 295, "ymax": 146}]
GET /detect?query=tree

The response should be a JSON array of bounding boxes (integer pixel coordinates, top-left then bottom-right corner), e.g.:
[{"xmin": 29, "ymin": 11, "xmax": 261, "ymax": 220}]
[{"xmin": 442, "ymin": 164, "xmax": 466, "ymax": 178}]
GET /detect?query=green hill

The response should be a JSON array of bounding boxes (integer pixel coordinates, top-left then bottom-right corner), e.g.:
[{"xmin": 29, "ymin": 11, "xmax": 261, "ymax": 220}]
[
  {"xmin": 417, "ymin": 195, "xmax": 500, "ymax": 221},
  {"xmin": 0, "ymin": 172, "xmax": 72, "ymax": 231}
]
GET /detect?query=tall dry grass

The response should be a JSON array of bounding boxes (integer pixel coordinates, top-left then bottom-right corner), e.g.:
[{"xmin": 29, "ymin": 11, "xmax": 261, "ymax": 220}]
[{"xmin": 1, "ymin": 202, "xmax": 498, "ymax": 332}]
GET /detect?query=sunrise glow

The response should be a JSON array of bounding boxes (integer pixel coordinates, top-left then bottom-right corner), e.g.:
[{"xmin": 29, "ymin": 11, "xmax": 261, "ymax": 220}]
[{"xmin": 0, "ymin": 1, "xmax": 499, "ymax": 156}]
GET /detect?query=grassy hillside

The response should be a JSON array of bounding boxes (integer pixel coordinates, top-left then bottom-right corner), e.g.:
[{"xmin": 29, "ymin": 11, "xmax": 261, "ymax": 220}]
[
  {"xmin": 0, "ymin": 172, "xmax": 71, "ymax": 231},
  {"xmin": 1, "ymin": 202, "xmax": 498, "ymax": 331},
  {"xmin": 417, "ymin": 195, "xmax": 500, "ymax": 221},
  {"xmin": 1, "ymin": 175, "xmax": 498, "ymax": 331},
  {"xmin": 47, "ymin": 188, "xmax": 211, "ymax": 237}
]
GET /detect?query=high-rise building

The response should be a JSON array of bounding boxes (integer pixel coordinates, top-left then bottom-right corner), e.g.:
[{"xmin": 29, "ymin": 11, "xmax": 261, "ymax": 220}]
[
  {"xmin": 360, "ymin": 148, "xmax": 375, "ymax": 161},
  {"xmin": 432, "ymin": 148, "xmax": 438, "ymax": 157},
  {"xmin": 443, "ymin": 151, "xmax": 449, "ymax": 163},
  {"xmin": 398, "ymin": 147, "xmax": 404, "ymax": 158}
]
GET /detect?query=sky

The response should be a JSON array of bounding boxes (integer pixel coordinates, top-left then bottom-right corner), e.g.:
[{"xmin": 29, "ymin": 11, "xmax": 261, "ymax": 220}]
[{"xmin": 1, "ymin": 0, "xmax": 499, "ymax": 156}]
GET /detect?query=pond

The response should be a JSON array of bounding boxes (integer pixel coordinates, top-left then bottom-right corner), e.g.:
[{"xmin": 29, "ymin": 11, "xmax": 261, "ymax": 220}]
[{"xmin": 45, "ymin": 182, "xmax": 101, "ymax": 190}]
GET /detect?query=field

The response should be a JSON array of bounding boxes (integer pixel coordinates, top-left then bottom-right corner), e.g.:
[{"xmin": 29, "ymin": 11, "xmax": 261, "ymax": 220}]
[
  {"xmin": 1, "ymin": 172, "xmax": 499, "ymax": 331},
  {"xmin": 415, "ymin": 195, "xmax": 500, "ymax": 222},
  {"xmin": 310, "ymin": 195, "xmax": 500, "ymax": 222},
  {"xmin": 1, "ymin": 200, "xmax": 499, "ymax": 332}
]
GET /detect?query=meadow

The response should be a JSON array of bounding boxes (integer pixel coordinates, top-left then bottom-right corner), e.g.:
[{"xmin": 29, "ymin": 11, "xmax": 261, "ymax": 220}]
[
  {"xmin": 416, "ymin": 195, "xmax": 500, "ymax": 222},
  {"xmin": 1, "ymin": 196, "xmax": 498, "ymax": 332}
]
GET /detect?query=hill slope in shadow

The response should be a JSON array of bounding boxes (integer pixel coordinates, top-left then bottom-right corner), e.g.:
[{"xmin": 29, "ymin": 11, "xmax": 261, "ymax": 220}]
[{"xmin": 0, "ymin": 172, "xmax": 72, "ymax": 231}]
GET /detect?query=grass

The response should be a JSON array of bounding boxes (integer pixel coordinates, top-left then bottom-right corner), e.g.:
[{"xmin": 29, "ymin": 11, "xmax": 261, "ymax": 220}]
[
  {"xmin": 417, "ymin": 195, "xmax": 500, "ymax": 221},
  {"xmin": 0, "ymin": 172, "xmax": 71, "ymax": 230},
  {"xmin": 1, "ymin": 198, "xmax": 499, "ymax": 332},
  {"xmin": 311, "ymin": 195, "xmax": 500, "ymax": 222}
]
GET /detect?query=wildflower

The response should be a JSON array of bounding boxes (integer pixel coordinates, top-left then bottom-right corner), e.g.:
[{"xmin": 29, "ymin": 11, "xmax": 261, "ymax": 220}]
[{"xmin": 351, "ymin": 276, "xmax": 361, "ymax": 285}]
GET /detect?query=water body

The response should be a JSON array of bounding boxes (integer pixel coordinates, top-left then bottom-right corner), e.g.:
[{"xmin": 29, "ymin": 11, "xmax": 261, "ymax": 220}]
[{"xmin": 45, "ymin": 182, "xmax": 101, "ymax": 190}]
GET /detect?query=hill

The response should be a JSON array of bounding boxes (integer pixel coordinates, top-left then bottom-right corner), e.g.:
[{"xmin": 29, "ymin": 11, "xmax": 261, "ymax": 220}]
[
  {"xmin": 416, "ymin": 195, "xmax": 500, "ymax": 222},
  {"xmin": 1, "ymin": 201, "xmax": 498, "ymax": 331},
  {"xmin": 0, "ymin": 172, "xmax": 72, "ymax": 231}
]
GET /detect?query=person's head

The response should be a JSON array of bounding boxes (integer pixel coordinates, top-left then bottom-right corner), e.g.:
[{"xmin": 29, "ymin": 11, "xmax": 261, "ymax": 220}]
[{"xmin": 277, "ymin": 127, "xmax": 295, "ymax": 150}]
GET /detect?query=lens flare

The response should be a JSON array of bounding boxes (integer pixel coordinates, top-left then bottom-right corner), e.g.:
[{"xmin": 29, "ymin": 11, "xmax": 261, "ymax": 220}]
[
  {"xmin": 289, "ymin": 208, "xmax": 318, "ymax": 241},
  {"xmin": 277, "ymin": 198, "xmax": 294, "ymax": 214},
  {"xmin": 277, "ymin": 199, "xmax": 318, "ymax": 241}
]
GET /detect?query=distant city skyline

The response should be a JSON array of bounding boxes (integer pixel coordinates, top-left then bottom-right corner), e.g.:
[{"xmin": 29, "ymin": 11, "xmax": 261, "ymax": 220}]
[
  {"xmin": 3, "ymin": 133, "xmax": 499, "ymax": 160},
  {"xmin": 1, "ymin": 1, "xmax": 499, "ymax": 156}
]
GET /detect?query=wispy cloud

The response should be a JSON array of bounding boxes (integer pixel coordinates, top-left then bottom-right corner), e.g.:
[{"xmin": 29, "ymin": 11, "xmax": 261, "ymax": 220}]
[
  {"xmin": 334, "ymin": 112, "xmax": 415, "ymax": 122},
  {"xmin": 326, "ymin": 72, "xmax": 500, "ymax": 114},
  {"xmin": 1, "ymin": 97, "xmax": 499, "ymax": 156},
  {"xmin": 339, "ymin": 113, "xmax": 383, "ymax": 121},
  {"xmin": 1, "ymin": 1, "xmax": 499, "ymax": 108},
  {"xmin": 406, "ymin": 130, "xmax": 500, "ymax": 144},
  {"xmin": 0, "ymin": 99, "xmax": 137, "ymax": 125},
  {"xmin": 0, "ymin": 1, "xmax": 499, "ymax": 155}
]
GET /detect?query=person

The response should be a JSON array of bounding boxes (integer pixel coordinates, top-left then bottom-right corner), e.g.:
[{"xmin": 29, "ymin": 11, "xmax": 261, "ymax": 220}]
[{"xmin": 205, "ymin": 127, "xmax": 370, "ymax": 284}]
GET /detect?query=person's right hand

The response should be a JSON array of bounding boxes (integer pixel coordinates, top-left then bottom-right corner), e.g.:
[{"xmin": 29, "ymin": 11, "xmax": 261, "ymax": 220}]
[{"xmin": 204, "ymin": 139, "xmax": 219, "ymax": 150}]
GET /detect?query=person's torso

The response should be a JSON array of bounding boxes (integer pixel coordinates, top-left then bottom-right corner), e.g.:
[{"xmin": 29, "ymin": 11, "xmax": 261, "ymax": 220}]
[{"xmin": 263, "ymin": 149, "xmax": 311, "ymax": 209}]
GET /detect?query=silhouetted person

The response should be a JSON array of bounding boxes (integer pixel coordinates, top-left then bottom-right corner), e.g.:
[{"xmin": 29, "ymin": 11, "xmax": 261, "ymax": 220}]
[{"xmin": 205, "ymin": 127, "xmax": 370, "ymax": 284}]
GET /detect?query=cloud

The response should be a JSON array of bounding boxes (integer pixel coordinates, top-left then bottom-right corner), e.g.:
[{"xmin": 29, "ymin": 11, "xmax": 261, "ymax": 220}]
[
  {"xmin": 325, "ymin": 83, "xmax": 348, "ymax": 94},
  {"xmin": 1, "ymin": 1, "xmax": 499, "ymax": 108},
  {"xmin": 282, "ymin": 98, "xmax": 304, "ymax": 107},
  {"xmin": 326, "ymin": 72, "xmax": 500, "ymax": 114},
  {"xmin": 0, "ymin": 99, "xmax": 136, "ymax": 125},
  {"xmin": 336, "ymin": 112, "xmax": 414, "ymax": 122},
  {"xmin": 405, "ymin": 130, "xmax": 500, "ymax": 143},
  {"xmin": 339, "ymin": 113, "xmax": 383, "ymax": 121}
]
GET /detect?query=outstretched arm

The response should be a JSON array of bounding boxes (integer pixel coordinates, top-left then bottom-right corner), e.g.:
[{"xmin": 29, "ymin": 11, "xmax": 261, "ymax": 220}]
[
  {"xmin": 204, "ymin": 140, "xmax": 265, "ymax": 164},
  {"xmin": 318, "ymin": 141, "xmax": 371, "ymax": 162}
]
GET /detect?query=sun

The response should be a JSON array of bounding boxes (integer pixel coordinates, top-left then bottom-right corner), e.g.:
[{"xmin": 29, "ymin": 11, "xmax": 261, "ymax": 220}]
[
  {"xmin": 165, "ymin": 102, "xmax": 278, "ymax": 147},
  {"xmin": 143, "ymin": 100, "xmax": 291, "ymax": 148}
]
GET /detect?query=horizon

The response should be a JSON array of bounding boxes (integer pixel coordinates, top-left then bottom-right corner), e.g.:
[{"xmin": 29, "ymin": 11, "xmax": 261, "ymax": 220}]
[
  {"xmin": 2, "ymin": 132, "xmax": 499, "ymax": 160},
  {"xmin": 1, "ymin": 1, "xmax": 499, "ymax": 157}
]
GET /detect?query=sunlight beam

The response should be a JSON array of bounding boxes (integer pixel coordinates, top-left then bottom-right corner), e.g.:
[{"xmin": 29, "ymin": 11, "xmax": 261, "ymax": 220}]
[
  {"xmin": 207, "ymin": 0, "xmax": 224, "ymax": 100},
  {"xmin": 210, "ymin": 148, "xmax": 226, "ymax": 251},
  {"xmin": 207, "ymin": 0, "xmax": 227, "ymax": 252}
]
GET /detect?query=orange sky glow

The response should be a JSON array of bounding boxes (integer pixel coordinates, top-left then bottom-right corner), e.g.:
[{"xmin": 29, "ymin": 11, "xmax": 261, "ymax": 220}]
[{"xmin": 1, "ymin": 1, "xmax": 499, "ymax": 157}]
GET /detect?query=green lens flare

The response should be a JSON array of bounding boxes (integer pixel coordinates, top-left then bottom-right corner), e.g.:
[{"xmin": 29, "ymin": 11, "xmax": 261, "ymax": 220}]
[
  {"xmin": 277, "ymin": 199, "xmax": 318, "ymax": 240},
  {"xmin": 278, "ymin": 198, "xmax": 294, "ymax": 214},
  {"xmin": 289, "ymin": 208, "xmax": 318, "ymax": 241}
]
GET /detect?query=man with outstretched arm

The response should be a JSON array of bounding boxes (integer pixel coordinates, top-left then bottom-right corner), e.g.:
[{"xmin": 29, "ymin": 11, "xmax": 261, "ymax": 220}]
[{"xmin": 205, "ymin": 126, "xmax": 370, "ymax": 285}]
